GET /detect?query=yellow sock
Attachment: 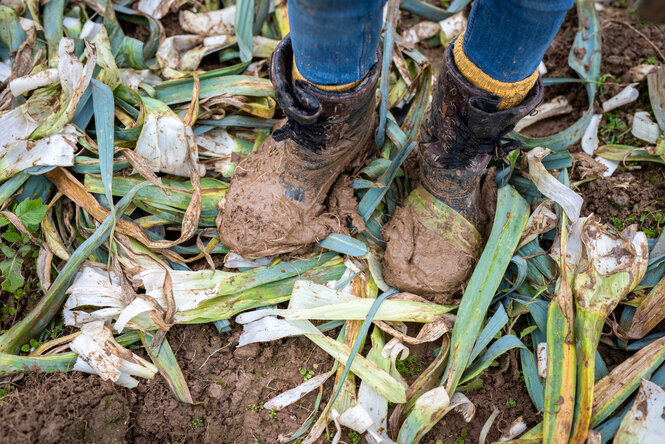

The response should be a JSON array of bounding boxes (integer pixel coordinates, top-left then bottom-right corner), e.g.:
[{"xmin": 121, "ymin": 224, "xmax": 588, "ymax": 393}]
[
  {"xmin": 453, "ymin": 32, "xmax": 538, "ymax": 110},
  {"xmin": 292, "ymin": 60, "xmax": 364, "ymax": 92}
]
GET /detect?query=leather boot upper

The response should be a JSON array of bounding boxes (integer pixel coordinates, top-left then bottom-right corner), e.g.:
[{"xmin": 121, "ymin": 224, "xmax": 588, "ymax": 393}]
[{"xmin": 418, "ymin": 40, "xmax": 543, "ymax": 226}]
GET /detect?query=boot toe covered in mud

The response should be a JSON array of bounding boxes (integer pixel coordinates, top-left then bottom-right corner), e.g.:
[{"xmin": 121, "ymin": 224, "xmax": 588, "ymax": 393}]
[
  {"xmin": 383, "ymin": 185, "xmax": 486, "ymax": 297},
  {"xmin": 383, "ymin": 40, "xmax": 543, "ymax": 297},
  {"xmin": 219, "ymin": 37, "xmax": 379, "ymax": 257}
]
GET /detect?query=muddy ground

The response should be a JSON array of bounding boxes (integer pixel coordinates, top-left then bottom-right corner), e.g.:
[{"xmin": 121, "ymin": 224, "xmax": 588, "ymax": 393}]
[{"xmin": 1, "ymin": 2, "xmax": 664, "ymax": 443}]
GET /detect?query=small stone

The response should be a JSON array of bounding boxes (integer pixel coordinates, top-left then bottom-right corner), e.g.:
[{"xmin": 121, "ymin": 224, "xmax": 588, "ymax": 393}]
[
  {"xmin": 206, "ymin": 383, "xmax": 224, "ymax": 399},
  {"xmin": 613, "ymin": 195, "xmax": 629, "ymax": 207}
]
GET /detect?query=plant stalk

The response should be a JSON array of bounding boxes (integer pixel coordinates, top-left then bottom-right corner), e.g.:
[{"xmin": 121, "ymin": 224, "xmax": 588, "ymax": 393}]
[
  {"xmin": 543, "ymin": 299, "xmax": 576, "ymax": 443},
  {"xmin": 570, "ymin": 308, "xmax": 604, "ymax": 443}
]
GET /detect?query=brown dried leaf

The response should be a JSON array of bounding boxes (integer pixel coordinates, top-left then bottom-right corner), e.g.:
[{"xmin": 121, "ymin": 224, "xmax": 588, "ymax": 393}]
[{"xmin": 624, "ymin": 278, "xmax": 665, "ymax": 339}]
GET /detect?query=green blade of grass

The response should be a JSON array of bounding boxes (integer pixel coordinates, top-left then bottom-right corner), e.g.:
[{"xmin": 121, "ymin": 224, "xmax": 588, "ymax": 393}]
[
  {"xmin": 43, "ymin": 0, "xmax": 65, "ymax": 66},
  {"xmin": 235, "ymin": 0, "xmax": 254, "ymax": 63},
  {"xmin": 316, "ymin": 233, "xmax": 368, "ymax": 257},
  {"xmin": 459, "ymin": 335, "xmax": 527, "ymax": 385},
  {"xmin": 91, "ymin": 80, "xmax": 115, "ymax": 209},
  {"xmin": 468, "ymin": 304, "xmax": 509, "ymax": 363},
  {"xmin": 520, "ymin": 347, "xmax": 545, "ymax": 412},
  {"xmin": 0, "ymin": 5, "xmax": 26, "ymax": 52},
  {"xmin": 0, "ymin": 172, "xmax": 30, "ymax": 203}
]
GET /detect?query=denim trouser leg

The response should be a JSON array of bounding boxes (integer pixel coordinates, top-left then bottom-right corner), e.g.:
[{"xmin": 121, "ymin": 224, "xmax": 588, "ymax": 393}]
[
  {"xmin": 462, "ymin": 0, "xmax": 574, "ymax": 82},
  {"xmin": 287, "ymin": 0, "xmax": 573, "ymax": 86},
  {"xmin": 287, "ymin": 0, "xmax": 386, "ymax": 85}
]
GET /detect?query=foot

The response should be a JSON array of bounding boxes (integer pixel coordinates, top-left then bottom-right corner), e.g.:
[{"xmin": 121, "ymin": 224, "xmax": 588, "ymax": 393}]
[
  {"xmin": 382, "ymin": 40, "xmax": 543, "ymax": 297},
  {"xmin": 218, "ymin": 37, "xmax": 379, "ymax": 257}
]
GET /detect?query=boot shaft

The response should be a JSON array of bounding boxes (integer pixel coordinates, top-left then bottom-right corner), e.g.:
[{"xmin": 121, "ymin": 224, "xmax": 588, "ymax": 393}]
[
  {"xmin": 270, "ymin": 36, "xmax": 380, "ymax": 160},
  {"xmin": 420, "ymin": 40, "xmax": 544, "ymax": 171},
  {"xmin": 418, "ymin": 39, "xmax": 543, "ymax": 227}
]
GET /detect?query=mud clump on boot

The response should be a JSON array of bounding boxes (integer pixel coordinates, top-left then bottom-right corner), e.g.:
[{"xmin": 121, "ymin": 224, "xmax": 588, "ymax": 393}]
[
  {"xmin": 382, "ymin": 194, "xmax": 481, "ymax": 300},
  {"xmin": 328, "ymin": 175, "xmax": 366, "ymax": 234},
  {"xmin": 382, "ymin": 170, "xmax": 496, "ymax": 300},
  {"xmin": 219, "ymin": 139, "xmax": 343, "ymax": 257},
  {"xmin": 477, "ymin": 167, "xmax": 498, "ymax": 239}
]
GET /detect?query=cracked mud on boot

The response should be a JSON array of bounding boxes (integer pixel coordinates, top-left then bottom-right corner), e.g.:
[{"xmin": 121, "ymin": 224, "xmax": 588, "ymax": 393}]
[
  {"xmin": 218, "ymin": 36, "xmax": 379, "ymax": 257},
  {"xmin": 382, "ymin": 172, "xmax": 496, "ymax": 301},
  {"xmin": 383, "ymin": 39, "xmax": 543, "ymax": 298}
]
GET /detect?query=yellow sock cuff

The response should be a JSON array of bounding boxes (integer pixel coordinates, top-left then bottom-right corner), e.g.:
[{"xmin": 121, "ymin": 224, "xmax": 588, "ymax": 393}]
[
  {"xmin": 292, "ymin": 60, "xmax": 364, "ymax": 92},
  {"xmin": 453, "ymin": 33, "xmax": 538, "ymax": 110}
]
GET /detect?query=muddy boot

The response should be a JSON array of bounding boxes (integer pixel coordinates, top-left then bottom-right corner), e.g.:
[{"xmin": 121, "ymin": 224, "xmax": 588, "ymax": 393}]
[
  {"xmin": 219, "ymin": 36, "xmax": 379, "ymax": 257},
  {"xmin": 382, "ymin": 40, "xmax": 543, "ymax": 297}
]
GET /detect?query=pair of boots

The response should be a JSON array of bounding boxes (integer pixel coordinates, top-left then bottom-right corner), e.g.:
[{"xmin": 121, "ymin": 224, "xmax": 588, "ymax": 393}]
[{"xmin": 219, "ymin": 36, "xmax": 542, "ymax": 297}]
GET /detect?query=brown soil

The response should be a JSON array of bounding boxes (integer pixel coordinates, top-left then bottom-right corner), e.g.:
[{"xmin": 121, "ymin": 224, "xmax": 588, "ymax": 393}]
[
  {"xmin": 579, "ymin": 163, "xmax": 665, "ymax": 228},
  {"xmin": 0, "ymin": 322, "xmax": 537, "ymax": 444},
  {"xmin": 161, "ymin": 12, "xmax": 186, "ymax": 37},
  {"xmin": 1, "ymin": 325, "xmax": 335, "ymax": 444},
  {"xmin": 521, "ymin": 2, "xmax": 665, "ymax": 238},
  {"xmin": 2, "ymin": 3, "xmax": 665, "ymax": 444}
]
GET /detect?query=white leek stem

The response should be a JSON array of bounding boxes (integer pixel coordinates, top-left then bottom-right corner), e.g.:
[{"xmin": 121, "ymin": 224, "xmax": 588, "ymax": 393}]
[
  {"xmin": 526, "ymin": 147, "xmax": 583, "ymax": 222},
  {"xmin": 537, "ymin": 342, "xmax": 548, "ymax": 378},
  {"xmin": 582, "ymin": 113, "xmax": 602, "ymax": 155},
  {"xmin": 595, "ymin": 157, "xmax": 619, "ymax": 177},
  {"xmin": 10, "ymin": 69, "xmax": 60, "ymax": 97},
  {"xmin": 632, "ymin": 111, "xmax": 661, "ymax": 144},
  {"xmin": 602, "ymin": 83, "xmax": 640, "ymax": 113},
  {"xmin": 628, "ymin": 64, "xmax": 656, "ymax": 83},
  {"xmin": 402, "ymin": 21, "xmax": 440, "ymax": 44},
  {"xmin": 515, "ymin": 96, "xmax": 572, "ymax": 132},
  {"xmin": 439, "ymin": 12, "xmax": 466, "ymax": 44},
  {"xmin": 80, "ymin": 20, "xmax": 102, "ymax": 41}
]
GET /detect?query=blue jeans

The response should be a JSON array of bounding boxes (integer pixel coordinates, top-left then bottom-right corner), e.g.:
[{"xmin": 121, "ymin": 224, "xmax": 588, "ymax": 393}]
[
  {"xmin": 288, "ymin": 0, "xmax": 574, "ymax": 85},
  {"xmin": 288, "ymin": 0, "xmax": 386, "ymax": 85}
]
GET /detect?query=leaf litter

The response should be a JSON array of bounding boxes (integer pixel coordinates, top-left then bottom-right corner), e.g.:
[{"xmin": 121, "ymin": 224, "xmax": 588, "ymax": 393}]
[{"xmin": 0, "ymin": 0, "xmax": 664, "ymax": 443}]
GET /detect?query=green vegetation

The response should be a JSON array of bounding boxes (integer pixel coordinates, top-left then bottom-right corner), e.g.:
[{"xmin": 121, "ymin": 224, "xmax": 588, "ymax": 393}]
[
  {"xmin": 610, "ymin": 206, "xmax": 664, "ymax": 238},
  {"xmin": 0, "ymin": 199, "xmax": 50, "ymax": 343},
  {"xmin": 455, "ymin": 428, "xmax": 468, "ymax": 443},
  {"xmin": 348, "ymin": 431, "xmax": 361, "ymax": 444},
  {"xmin": 0, "ymin": 385, "xmax": 13, "ymax": 398},
  {"xmin": 395, "ymin": 355, "xmax": 424, "ymax": 378},
  {"xmin": 597, "ymin": 73, "xmax": 619, "ymax": 100},
  {"xmin": 0, "ymin": 199, "xmax": 47, "ymax": 294},
  {"xmin": 609, "ymin": 214, "xmax": 638, "ymax": 231},
  {"xmin": 299, "ymin": 368, "xmax": 315, "ymax": 381},
  {"xmin": 600, "ymin": 111, "xmax": 631, "ymax": 144},
  {"xmin": 245, "ymin": 403, "xmax": 265, "ymax": 413}
]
